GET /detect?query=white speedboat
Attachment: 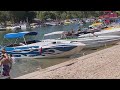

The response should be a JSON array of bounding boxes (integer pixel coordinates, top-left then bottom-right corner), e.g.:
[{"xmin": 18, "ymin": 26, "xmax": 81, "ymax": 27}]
[
  {"xmin": 0, "ymin": 31, "xmax": 85, "ymax": 59},
  {"xmin": 6, "ymin": 25, "xmax": 21, "ymax": 30},
  {"xmin": 79, "ymin": 27, "xmax": 120, "ymax": 38},
  {"xmin": 71, "ymin": 35, "xmax": 120, "ymax": 48},
  {"xmin": 6, "ymin": 24, "xmax": 30, "ymax": 31},
  {"xmin": 44, "ymin": 22, "xmax": 58, "ymax": 26},
  {"xmin": 44, "ymin": 31, "xmax": 120, "ymax": 49},
  {"xmin": 0, "ymin": 25, "xmax": 6, "ymax": 31}
]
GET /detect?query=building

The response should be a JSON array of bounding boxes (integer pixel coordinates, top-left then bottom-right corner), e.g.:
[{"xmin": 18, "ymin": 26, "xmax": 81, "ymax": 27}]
[{"xmin": 99, "ymin": 11, "xmax": 118, "ymax": 19}]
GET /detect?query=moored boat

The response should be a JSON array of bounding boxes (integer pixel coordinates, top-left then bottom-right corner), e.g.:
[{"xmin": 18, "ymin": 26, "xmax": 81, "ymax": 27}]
[
  {"xmin": 64, "ymin": 19, "xmax": 72, "ymax": 25},
  {"xmin": 44, "ymin": 31, "xmax": 120, "ymax": 49},
  {"xmin": 0, "ymin": 31, "xmax": 85, "ymax": 59},
  {"xmin": 78, "ymin": 27, "xmax": 120, "ymax": 37}
]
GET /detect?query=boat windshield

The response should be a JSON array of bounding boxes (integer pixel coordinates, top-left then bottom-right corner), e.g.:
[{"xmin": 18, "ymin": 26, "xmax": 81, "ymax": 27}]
[
  {"xmin": 43, "ymin": 31, "xmax": 65, "ymax": 40},
  {"xmin": 44, "ymin": 34, "xmax": 62, "ymax": 40},
  {"xmin": 6, "ymin": 40, "xmax": 40, "ymax": 47}
]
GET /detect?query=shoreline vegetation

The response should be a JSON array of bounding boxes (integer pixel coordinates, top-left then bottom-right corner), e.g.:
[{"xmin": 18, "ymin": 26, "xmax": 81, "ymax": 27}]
[
  {"xmin": 0, "ymin": 11, "xmax": 118, "ymax": 26},
  {"xmin": 0, "ymin": 11, "xmax": 118, "ymax": 31}
]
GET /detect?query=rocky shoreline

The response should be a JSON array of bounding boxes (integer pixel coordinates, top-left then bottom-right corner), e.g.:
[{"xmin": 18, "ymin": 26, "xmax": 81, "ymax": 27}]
[{"xmin": 15, "ymin": 43, "xmax": 120, "ymax": 79}]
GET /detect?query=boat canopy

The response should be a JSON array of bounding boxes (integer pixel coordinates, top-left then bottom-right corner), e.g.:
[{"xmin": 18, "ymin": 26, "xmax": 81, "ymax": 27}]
[
  {"xmin": 44, "ymin": 31, "xmax": 65, "ymax": 36},
  {"xmin": 4, "ymin": 31, "xmax": 38, "ymax": 39}
]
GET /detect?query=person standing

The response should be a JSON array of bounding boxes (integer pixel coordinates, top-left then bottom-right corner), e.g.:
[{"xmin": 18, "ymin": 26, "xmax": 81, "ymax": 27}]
[{"xmin": 0, "ymin": 49, "xmax": 12, "ymax": 79}]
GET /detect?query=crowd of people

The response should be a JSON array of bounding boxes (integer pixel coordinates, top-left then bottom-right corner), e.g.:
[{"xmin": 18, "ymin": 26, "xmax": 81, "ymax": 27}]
[
  {"xmin": 61, "ymin": 26, "xmax": 99, "ymax": 39},
  {"xmin": 61, "ymin": 29, "xmax": 78, "ymax": 39}
]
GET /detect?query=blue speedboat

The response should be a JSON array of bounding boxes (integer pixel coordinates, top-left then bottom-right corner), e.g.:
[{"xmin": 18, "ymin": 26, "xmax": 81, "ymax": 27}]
[{"xmin": 0, "ymin": 31, "xmax": 85, "ymax": 59}]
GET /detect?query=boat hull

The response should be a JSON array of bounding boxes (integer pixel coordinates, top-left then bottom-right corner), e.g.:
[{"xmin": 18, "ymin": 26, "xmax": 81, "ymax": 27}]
[
  {"xmin": 0, "ymin": 41, "xmax": 85, "ymax": 59},
  {"xmin": 35, "ymin": 44, "xmax": 84, "ymax": 59},
  {"xmin": 79, "ymin": 28, "xmax": 120, "ymax": 37},
  {"xmin": 83, "ymin": 38, "xmax": 120, "ymax": 48},
  {"xmin": 61, "ymin": 36, "xmax": 120, "ymax": 49}
]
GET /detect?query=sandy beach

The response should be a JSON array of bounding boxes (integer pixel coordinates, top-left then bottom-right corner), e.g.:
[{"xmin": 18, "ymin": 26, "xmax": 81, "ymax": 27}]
[{"xmin": 15, "ymin": 42, "xmax": 120, "ymax": 79}]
